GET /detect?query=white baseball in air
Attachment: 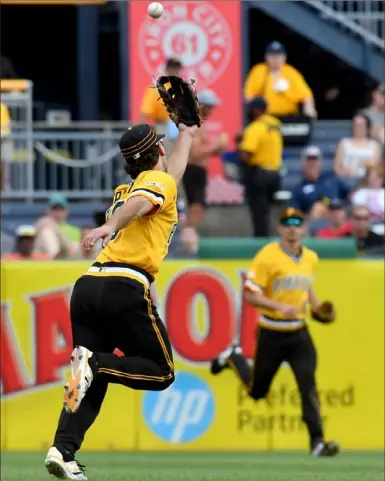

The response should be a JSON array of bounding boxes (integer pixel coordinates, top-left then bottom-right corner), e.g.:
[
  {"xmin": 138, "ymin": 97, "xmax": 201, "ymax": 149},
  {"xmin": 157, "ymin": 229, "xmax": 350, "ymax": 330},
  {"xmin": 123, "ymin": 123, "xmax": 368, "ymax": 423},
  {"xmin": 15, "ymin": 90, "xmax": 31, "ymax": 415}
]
[{"xmin": 148, "ymin": 2, "xmax": 164, "ymax": 19}]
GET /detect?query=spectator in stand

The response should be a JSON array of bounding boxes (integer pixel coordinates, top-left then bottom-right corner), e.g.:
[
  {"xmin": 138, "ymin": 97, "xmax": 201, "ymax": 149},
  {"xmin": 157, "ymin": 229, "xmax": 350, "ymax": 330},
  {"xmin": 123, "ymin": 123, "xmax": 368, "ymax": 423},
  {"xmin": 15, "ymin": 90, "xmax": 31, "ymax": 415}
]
[
  {"xmin": 347, "ymin": 206, "xmax": 384, "ymax": 253},
  {"xmin": 350, "ymin": 165, "xmax": 384, "ymax": 222},
  {"xmin": 239, "ymin": 97, "xmax": 282, "ymax": 237},
  {"xmin": 290, "ymin": 146, "xmax": 350, "ymax": 219},
  {"xmin": 1, "ymin": 101, "xmax": 13, "ymax": 191},
  {"xmin": 361, "ymin": 83, "xmax": 384, "ymax": 145},
  {"xmin": 139, "ymin": 58, "xmax": 183, "ymax": 137},
  {"xmin": 34, "ymin": 194, "xmax": 79, "ymax": 259},
  {"xmin": 315, "ymin": 200, "xmax": 351, "ymax": 239},
  {"xmin": 2, "ymin": 226, "xmax": 50, "ymax": 260},
  {"xmin": 333, "ymin": 114, "xmax": 381, "ymax": 183},
  {"xmin": 244, "ymin": 41, "xmax": 316, "ymax": 118},
  {"xmin": 183, "ymin": 89, "xmax": 228, "ymax": 228}
]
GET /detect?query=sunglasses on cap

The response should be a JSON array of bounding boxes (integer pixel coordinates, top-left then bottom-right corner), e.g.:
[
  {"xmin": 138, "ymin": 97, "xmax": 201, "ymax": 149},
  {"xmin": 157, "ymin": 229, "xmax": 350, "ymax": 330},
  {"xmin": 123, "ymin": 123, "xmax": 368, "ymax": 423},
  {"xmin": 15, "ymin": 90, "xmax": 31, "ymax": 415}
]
[{"xmin": 280, "ymin": 217, "xmax": 304, "ymax": 227}]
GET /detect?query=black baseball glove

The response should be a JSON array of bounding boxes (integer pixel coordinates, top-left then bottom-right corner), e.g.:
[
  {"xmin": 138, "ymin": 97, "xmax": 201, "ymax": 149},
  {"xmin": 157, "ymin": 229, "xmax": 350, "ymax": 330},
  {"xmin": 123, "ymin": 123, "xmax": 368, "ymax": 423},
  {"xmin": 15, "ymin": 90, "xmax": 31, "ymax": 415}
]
[
  {"xmin": 156, "ymin": 76, "xmax": 202, "ymax": 127},
  {"xmin": 311, "ymin": 301, "xmax": 336, "ymax": 324}
]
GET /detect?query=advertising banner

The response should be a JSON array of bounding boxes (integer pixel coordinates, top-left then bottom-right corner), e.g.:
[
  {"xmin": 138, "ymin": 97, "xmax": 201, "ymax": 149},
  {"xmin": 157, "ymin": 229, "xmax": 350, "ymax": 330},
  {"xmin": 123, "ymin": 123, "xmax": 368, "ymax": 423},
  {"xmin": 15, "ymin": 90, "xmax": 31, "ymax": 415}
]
[
  {"xmin": 1, "ymin": 261, "xmax": 384, "ymax": 451},
  {"xmin": 128, "ymin": 1, "xmax": 242, "ymax": 149}
]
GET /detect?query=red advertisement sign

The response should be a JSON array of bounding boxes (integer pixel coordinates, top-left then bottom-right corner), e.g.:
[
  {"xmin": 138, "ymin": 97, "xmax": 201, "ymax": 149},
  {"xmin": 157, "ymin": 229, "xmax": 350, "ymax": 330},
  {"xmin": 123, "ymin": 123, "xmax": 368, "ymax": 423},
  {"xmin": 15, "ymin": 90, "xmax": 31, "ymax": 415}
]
[{"xmin": 128, "ymin": 1, "xmax": 242, "ymax": 150}]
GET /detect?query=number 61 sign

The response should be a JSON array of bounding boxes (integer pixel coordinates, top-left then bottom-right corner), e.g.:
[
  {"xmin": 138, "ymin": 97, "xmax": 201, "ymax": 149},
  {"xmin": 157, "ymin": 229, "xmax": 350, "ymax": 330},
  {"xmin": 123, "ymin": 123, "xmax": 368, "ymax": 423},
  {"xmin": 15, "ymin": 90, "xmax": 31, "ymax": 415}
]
[{"xmin": 138, "ymin": 1, "xmax": 233, "ymax": 88}]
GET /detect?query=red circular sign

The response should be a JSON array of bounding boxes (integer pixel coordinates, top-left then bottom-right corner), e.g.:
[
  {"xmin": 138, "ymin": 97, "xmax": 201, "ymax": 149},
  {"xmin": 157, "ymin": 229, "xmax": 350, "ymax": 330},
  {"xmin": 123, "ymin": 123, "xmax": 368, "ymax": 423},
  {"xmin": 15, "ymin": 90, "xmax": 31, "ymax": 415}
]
[{"xmin": 139, "ymin": 1, "xmax": 233, "ymax": 88}]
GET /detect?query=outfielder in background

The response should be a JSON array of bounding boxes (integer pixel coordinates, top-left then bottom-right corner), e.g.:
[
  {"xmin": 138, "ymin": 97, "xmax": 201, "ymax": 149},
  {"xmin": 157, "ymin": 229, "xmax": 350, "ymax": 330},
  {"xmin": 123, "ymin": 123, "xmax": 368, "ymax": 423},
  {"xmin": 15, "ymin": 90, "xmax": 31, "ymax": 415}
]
[{"xmin": 211, "ymin": 208, "xmax": 340, "ymax": 456}]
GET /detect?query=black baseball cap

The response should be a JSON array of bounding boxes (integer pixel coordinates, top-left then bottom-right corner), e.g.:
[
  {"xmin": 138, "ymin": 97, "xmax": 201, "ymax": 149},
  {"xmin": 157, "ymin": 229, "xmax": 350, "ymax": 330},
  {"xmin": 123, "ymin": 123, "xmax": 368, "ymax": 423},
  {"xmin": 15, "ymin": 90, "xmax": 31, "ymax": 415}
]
[
  {"xmin": 328, "ymin": 198, "xmax": 344, "ymax": 210},
  {"xmin": 119, "ymin": 124, "xmax": 165, "ymax": 161},
  {"xmin": 165, "ymin": 57, "xmax": 183, "ymax": 70},
  {"xmin": 248, "ymin": 96, "xmax": 268, "ymax": 111},
  {"xmin": 279, "ymin": 207, "xmax": 305, "ymax": 227},
  {"xmin": 266, "ymin": 41, "xmax": 286, "ymax": 55}
]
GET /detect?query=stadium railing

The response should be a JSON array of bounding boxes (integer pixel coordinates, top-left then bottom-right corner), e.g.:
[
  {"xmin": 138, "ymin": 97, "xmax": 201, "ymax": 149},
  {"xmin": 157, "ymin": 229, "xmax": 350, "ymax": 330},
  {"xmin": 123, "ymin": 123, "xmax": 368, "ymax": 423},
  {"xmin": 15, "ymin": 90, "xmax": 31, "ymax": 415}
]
[
  {"xmin": 304, "ymin": 0, "xmax": 385, "ymax": 49},
  {"xmin": 2, "ymin": 125, "xmax": 125, "ymax": 201}
]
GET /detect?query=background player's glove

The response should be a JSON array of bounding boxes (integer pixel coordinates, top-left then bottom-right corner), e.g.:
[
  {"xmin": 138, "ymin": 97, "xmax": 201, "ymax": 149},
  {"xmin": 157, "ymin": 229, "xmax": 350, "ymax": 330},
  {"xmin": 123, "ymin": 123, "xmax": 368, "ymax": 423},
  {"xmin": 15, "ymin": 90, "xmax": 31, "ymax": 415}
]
[
  {"xmin": 311, "ymin": 301, "xmax": 336, "ymax": 324},
  {"xmin": 156, "ymin": 76, "xmax": 202, "ymax": 127}
]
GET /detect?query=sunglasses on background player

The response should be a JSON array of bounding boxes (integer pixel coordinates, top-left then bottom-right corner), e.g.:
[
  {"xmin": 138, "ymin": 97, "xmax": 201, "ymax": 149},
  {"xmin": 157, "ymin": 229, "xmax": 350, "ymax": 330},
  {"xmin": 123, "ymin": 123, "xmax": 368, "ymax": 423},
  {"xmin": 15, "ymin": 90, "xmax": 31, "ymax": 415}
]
[{"xmin": 280, "ymin": 217, "xmax": 304, "ymax": 227}]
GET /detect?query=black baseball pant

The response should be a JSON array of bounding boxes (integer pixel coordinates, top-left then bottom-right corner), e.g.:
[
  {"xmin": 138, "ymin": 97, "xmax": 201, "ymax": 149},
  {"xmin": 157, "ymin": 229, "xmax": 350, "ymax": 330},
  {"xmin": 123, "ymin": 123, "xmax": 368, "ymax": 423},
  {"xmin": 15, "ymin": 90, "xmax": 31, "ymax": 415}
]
[
  {"xmin": 53, "ymin": 274, "xmax": 174, "ymax": 455},
  {"xmin": 243, "ymin": 165, "xmax": 281, "ymax": 237},
  {"xmin": 229, "ymin": 326, "xmax": 323, "ymax": 444}
]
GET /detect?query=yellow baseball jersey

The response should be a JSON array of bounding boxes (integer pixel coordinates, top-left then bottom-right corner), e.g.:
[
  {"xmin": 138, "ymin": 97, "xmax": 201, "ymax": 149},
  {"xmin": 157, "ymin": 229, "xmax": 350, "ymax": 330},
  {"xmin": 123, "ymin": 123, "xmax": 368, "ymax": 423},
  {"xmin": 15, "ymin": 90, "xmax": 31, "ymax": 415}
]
[
  {"xmin": 240, "ymin": 114, "xmax": 283, "ymax": 170},
  {"xmin": 244, "ymin": 242, "xmax": 318, "ymax": 331},
  {"xmin": 89, "ymin": 170, "xmax": 178, "ymax": 286}
]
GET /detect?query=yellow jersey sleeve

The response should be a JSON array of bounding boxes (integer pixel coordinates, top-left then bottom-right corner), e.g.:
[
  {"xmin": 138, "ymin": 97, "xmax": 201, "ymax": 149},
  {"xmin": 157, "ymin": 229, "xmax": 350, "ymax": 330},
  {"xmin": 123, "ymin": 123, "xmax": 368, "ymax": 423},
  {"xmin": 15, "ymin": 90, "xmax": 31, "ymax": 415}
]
[
  {"xmin": 244, "ymin": 64, "xmax": 265, "ymax": 100},
  {"xmin": 288, "ymin": 66, "xmax": 313, "ymax": 101},
  {"xmin": 140, "ymin": 86, "xmax": 157, "ymax": 117},
  {"xmin": 127, "ymin": 171, "xmax": 176, "ymax": 214},
  {"xmin": 240, "ymin": 122, "xmax": 264, "ymax": 154},
  {"xmin": 244, "ymin": 248, "xmax": 272, "ymax": 293}
]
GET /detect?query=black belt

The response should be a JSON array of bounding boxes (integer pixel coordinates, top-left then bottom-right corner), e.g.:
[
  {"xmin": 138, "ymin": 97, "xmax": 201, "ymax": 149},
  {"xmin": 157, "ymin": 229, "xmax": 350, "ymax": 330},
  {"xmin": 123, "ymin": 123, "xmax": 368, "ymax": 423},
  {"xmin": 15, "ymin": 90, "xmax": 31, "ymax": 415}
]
[{"xmin": 264, "ymin": 315, "xmax": 304, "ymax": 323}]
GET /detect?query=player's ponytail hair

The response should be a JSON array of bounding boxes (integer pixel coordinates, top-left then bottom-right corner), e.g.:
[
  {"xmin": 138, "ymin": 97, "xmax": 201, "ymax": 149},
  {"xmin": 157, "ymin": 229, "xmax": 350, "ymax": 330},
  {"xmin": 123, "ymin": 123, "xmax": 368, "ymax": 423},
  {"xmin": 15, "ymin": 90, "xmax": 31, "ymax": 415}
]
[{"xmin": 123, "ymin": 144, "xmax": 159, "ymax": 179}]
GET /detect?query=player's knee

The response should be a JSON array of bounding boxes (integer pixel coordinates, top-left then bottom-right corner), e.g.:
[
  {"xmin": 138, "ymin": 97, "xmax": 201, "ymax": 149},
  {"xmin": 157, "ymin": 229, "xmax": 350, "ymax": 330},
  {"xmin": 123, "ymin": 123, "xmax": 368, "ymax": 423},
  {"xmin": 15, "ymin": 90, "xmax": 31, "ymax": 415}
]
[{"xmin": 157, "ymin": 370, "xmax": 175, "ymax": 391}]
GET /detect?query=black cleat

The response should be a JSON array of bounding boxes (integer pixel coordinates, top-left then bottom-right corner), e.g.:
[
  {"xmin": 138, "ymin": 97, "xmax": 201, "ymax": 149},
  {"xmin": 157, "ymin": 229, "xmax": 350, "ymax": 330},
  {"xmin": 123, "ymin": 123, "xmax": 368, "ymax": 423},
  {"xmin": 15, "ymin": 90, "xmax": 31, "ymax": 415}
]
[
  {"xmin": 210, "ymin": 344, "xmax": 242, "ymax": 375},
  {"xmin": 312, "ymin": 440, "xmax": 340, "ymax": 457},
  {"xmin": 210, "ymin": 358, "xmax": 230, "ymax": 375}
]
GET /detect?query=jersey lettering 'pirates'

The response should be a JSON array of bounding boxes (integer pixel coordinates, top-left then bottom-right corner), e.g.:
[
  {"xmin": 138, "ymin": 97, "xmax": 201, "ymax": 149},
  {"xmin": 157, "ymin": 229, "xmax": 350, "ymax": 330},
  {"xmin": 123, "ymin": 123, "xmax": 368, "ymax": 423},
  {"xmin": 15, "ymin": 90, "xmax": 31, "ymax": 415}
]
[{"xmin": 88, "ymin": 170, "xmax": 178, "ymax": 285}]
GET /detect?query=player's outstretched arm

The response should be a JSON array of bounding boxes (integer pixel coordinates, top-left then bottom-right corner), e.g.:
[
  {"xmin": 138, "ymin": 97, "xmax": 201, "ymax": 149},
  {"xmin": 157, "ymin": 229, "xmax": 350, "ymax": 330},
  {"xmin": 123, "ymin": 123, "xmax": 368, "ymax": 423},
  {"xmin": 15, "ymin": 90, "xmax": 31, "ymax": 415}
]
[
  {"xmin": 83, "ymin": 196, "xmax": 153, "ymax": 249},
  {"xmin": 167, "ymin": 124, "xmax": 199, "ymax": 184}
]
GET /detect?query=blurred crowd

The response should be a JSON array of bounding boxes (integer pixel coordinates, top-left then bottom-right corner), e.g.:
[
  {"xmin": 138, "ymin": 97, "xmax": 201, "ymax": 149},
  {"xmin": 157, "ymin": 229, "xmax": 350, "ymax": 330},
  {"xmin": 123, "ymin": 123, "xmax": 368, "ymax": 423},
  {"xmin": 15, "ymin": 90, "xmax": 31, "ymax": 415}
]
[{"xmin": 1, "ymin": 41, "xmax": 384, "ymax": 261}]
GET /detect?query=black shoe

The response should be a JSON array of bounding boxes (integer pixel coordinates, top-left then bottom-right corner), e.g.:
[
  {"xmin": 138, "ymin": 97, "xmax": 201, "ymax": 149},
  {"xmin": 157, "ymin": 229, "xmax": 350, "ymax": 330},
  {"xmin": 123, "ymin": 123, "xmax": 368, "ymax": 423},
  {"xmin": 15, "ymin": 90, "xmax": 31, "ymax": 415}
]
[
  {"xmin": 210, "ymin": 358, "xmax": 230, "ymax": 375},
  {"xmin": 210, "ymin": 344, "xmax": 242, "ymax": 375},
  {"xmin": 311, "ymin": 440, "xmax": 340, "ymax": 457}
]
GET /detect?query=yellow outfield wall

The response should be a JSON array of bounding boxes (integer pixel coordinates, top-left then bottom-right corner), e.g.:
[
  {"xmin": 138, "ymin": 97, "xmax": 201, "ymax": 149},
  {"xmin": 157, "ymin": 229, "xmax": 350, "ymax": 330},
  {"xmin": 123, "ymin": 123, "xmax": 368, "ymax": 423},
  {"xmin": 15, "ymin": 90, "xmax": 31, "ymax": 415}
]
[{"xmin": 0, "ymin": 260, "xmax": 383, "ymax": 451}]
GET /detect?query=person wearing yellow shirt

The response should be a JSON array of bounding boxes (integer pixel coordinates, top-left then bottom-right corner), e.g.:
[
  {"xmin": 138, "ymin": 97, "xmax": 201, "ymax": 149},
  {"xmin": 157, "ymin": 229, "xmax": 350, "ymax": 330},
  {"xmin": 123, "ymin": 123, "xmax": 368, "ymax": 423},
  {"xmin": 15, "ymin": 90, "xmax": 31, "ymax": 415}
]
[
  {"xmin": 239, "ymin": 97, "xmax": 283, "ymax": 237},
  {"xmin": 139, "ymin": 58, "xmax": 183, "ymax": 137},
  {"xmin": 244, "ymin": 42, "xmax": 316, "ymax": 118},
  {"xmin": 1, "ymin": 101, "xmax": 14, "ymax": 191}
]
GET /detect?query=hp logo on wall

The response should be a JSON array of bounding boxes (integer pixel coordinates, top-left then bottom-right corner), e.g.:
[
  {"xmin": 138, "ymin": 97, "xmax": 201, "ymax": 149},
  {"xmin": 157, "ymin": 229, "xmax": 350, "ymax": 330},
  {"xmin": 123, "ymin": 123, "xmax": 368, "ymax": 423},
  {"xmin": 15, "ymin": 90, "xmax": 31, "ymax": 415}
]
[{"xmin": 143, "ymin": 371, "xmax": 215, "ymax": 443}]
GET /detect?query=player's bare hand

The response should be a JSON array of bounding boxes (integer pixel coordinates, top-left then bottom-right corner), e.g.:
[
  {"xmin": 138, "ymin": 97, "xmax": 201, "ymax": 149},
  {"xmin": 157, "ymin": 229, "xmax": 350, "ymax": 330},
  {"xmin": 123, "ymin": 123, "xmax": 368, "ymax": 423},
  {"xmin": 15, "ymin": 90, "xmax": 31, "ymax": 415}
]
[
  {"xmin": 279, "ymin": 304, "xmax": 299, "ymax": 318},
  {"xmin": 178, "ymin": 123, "xmax": 199, "ymax": 137},
  {"xmin": 82, "ymin": 225, "xmax": 115, "ymax": 250}
]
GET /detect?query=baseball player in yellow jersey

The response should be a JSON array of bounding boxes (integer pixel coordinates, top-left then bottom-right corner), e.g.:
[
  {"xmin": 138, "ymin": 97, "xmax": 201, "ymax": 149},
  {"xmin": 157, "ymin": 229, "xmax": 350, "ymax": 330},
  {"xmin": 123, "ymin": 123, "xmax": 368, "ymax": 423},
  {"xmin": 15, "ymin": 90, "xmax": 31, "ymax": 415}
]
[
  {"xmin": 45, "ymin": 122, "xmax": 198, "ymax": 480},
  {"xmin": 211, "ymin": 208, "xmax": 340, "ymax": 457}
]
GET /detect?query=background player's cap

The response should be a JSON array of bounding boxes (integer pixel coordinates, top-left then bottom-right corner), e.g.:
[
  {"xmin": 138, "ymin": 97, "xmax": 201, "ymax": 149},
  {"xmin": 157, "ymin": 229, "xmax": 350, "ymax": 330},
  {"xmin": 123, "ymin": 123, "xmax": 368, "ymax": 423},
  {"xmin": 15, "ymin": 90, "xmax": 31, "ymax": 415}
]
[
  {"xmin": 119, "ymin": 124, "xmax": 165, "ymax": 161},
  {"xmin": 279, "ymin": 207, "xmax": 305, "ymax": 226},
  {"xmin": 265, "ymin": 41, "xmax": 286, "ymax": 55}
]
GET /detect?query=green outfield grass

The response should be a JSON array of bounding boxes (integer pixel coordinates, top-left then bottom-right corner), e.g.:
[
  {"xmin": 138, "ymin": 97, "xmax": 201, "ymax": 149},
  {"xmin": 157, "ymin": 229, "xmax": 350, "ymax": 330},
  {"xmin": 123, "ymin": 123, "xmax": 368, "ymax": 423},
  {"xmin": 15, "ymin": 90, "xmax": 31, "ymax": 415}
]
[{"xmin": 1, "ymin": 451, "xmax": 383, "ymax": 481}]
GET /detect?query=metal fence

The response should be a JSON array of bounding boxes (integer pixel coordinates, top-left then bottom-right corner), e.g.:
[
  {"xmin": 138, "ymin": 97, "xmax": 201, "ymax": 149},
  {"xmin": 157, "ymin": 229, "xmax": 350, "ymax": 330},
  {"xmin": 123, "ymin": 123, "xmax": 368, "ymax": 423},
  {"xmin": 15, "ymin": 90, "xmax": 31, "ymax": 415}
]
[
  {"xmin": 3, "ymin": 128, "xmax": 127, "ymax": 201},
  {"xmin": 305, "ymin": 0, "xmax": 385, "ymax": 49},
  {"xmin": 1, "ymin": 79, "xmax": 34, "ymax": 195}
]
